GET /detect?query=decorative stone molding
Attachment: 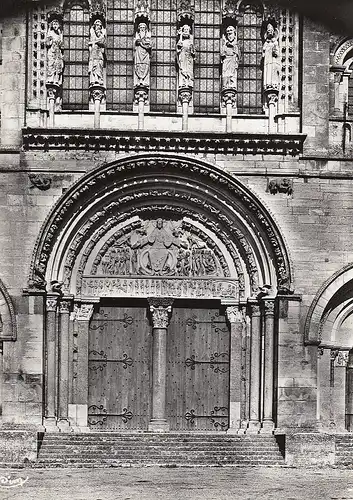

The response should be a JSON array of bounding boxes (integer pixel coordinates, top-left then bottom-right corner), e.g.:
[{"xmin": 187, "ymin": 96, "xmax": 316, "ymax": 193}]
[
  {"xmin": 75, "ymin": 303, "xmax": 94, "ymax": 321},
  {"xmin": 27, "ymin": 154, "xmax": 293, "ymax": 296},
  {"xmin": 29, "ymin": 173, "xmax": 52, "ymax": 191},
  {"xmin": 134, "ymin": 86, "xmax": 149, "ymax": 105},
  {"xmin": 249, "ymin": 303, "xmax": 261, "ymax": 317},
  {"xmin": 22, "ymin": 128, "xmax": 306, "ymax": 156},
  {"xmin": 148, "ymin": 298, "xmax": 174, "ymax": 329},
  {"xmin": 178, "ymin": 87, "xmax": 192, "ymax": 105},
  {"xmin": 221, "ymin": 88, "xmax": 237, "ymax": 108},
  {"xmin": 0, "ymin": 279, "xmax": 17, "ymax": 341},
  {"xmin": 90, "ymin": 85, "xmax": 105, "ymax": 103}
]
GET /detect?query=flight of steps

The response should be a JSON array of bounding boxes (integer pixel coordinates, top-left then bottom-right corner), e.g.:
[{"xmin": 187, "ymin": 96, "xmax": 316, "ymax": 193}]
[
  {"xmin": 335, "ymin": 434, "xmax": 353, "ymax": 466},
  {"xmin": 35, "ymin": 433, "xmax": 285, "ymax": 468}
]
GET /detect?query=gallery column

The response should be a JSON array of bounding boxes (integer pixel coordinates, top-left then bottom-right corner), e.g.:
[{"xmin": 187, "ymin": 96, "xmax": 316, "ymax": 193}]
[
  {"xmin": 226, "ymin": 305, "xmax": 245, "ymax": 433},
  {"xmin": 148, "ymin": 298, "xmax": 173, "ymax": 431}
]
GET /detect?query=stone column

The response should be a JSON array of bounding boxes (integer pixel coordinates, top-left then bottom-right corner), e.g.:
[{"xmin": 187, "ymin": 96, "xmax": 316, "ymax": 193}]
[
  {"xmin": 261, "ymin": 299, "xmax": 275, "ymax": 433},
  {"xmin": 57, "ymin": 299, "xmax": 72, "ymax": 430},
  {"xmin": 346, "ymin": 351, "xmax": 353, "ymax": 431},
  {"xmin": 221, "ymin": 89, "xmax": 237, "ymax": 133},
  {"xmin": 265, "ymin": 90, "xmax": 279, "ymax": 133},
  {"xmin": 333, "ymin": 350, "xmax": 349, "ymax": 432},
  {"xmin": 46, "ymin": 84, "xmax": 60, "ymax": 128},
  {"xmin": 148, "ymin": 298, "xmax": 173, "ymax": 431},
  {"xmin": 178, "ymin": 88, "xmax": 192, "ymax": 132},
  {"xmin": 247, "ymin": 302, "xmax": 261, "ymax": 433},
  {"xmin": 44, "ymin": 294, "xmax": 60, "ymax": 430},
  {"xmin": 226, "ymin": 305, "xmax": 245, "ymax": 433},
  {"xmin": 90, "ymin": 85, "xmax": 105, "ymax": 129},
  {"xmin": 72, "ymin": 303, "xmax": 94, "ymax": 430},
  {"xmin": 134, "ymin": 86, "xmax": 148, "ymax": 130}
]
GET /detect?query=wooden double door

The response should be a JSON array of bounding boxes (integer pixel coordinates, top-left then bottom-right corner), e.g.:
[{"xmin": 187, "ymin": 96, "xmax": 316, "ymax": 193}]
[{"xmin": 88, "ymin": 300, "xmax": 230, "ymax": 431}]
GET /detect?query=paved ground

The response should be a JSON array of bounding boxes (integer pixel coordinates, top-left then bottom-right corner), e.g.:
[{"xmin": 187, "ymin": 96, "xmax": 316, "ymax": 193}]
[{"xmin": 0, "ymin": 466, "xmax": 352, "ymax": 500}]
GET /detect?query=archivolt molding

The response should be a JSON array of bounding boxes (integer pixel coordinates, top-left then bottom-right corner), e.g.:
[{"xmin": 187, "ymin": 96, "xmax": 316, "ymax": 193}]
[
  {"xmin": 304, "ymin": 263, "xmax": 353, "ymax": 344},
  {"xmin": 0, "ymin": 279, "xmax": 17, "ymax": 341},
  {"xmin": 27, "ymin": 154, "xmax": 293, "ymax": 297},
  {"xmin": 332, "ymin": 38, "xmax": 353, "ymax": 66}
]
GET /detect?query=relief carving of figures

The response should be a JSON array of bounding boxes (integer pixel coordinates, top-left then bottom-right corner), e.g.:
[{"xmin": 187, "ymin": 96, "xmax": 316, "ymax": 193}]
[
  {"xmin": 89, "ymin": 18, "xmax": 106, "ymax": 87},
  {"xmin": 134, "ymin": 22, "xmax": 152, "ymax": 88},
  {"xmin": 98, "ymin": 218, "xmax": 222, "ymax": 278},
  {"xmin": 220, "ymin": 25, "xmax": 240, "ymax": 90},
  {"xmin": 176, "ymin": 24, "xmax": 195, "ymax": 88},
  {"xmin": 46, "ymin": 16, "xmax": 64, "ymax": 87},
  {"xmin": 262, "ymin": 22, "xmax": 281, "ymax": 91}
]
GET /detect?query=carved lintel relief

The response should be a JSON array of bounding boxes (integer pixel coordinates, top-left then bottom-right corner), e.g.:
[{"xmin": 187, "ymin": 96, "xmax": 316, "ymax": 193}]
[
  {"xmin": 267, "ymin": 178, "xmax": 293, "ymax": 196},
  {"xmin": 148, "ymin": 298, "xmax": 174, "ymax": 329}
]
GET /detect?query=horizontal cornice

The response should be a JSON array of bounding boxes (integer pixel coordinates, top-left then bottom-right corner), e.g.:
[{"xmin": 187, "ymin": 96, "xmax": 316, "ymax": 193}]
[{"xmin": 22, "ymin": 128, "xmax": 306, "ymax": 156}]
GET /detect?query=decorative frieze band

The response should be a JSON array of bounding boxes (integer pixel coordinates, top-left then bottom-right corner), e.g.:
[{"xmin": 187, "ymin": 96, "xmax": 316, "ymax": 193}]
[{"xmin": 22, "ymin": 128, "xmax": 305, "ymax": 156}]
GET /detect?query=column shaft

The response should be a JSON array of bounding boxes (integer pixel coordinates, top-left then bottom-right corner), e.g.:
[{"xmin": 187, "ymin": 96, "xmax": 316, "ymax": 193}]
[
  {"xmin": 226, "ymin": 306, "xmax": 244, "ymax": 433},
  {"xmin": 58, "ymin": 300, "xmax": 71, "ymax": 423},
  {"xmin": 45, "ymin": 295, "xmax": 59, "ymax": 428},
  {"xmin": 248, "ymin": 303, "xmax": 261, "ymax": 432},
  {"xmin": 262, "ymin": 300, "xmax": 275, "ymax": 432}
]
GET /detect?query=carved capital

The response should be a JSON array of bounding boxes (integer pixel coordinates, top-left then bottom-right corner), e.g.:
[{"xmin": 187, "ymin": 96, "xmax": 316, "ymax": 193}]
[
  {"xmin": 317, "ymin": 347, "xmax": 325, "ymax": 357},
  {"xmin": 264, "ymin": 88, "xmax": 279, "ymax": 105},
  {"xmin": 330, "ymin": 349, "xmax": 339, "ymax": 360},
  {"xmin": 335, "ymin": 351, "xmax": 349, "ymax": 367},
  {"xmin": 46, "ymin": 83, "xmax": 60, "ymax": 100},
  {"xmin": 248, "ymin": 302, "xmax": 261, "ymax": 317},
  {"xmin": 225, "ymin": 305, "xmax": 244, "ymax": 324},
  {"xmin": 263, "ymin": 300, "xmax": 275, "ymax": 316},
  {"xmin": 178, "ymin": 87, "xmax": 192, "ymax": 105},
  {"xmin": 221, "ymin": 89, "xmax": 237, "ymax": 108},
  {"xmin": 46, "ymin": 296, "xmax": 58, "ymax": 312},
  {"xmin": 29, "ymin": 174, "xmax": 52, "ymax": 191},
  {"xmin": 90, "ymin": 85, "xmax": 105, "ymax": 102},
  {"xmin": 148, "ymin": 298, "xmax": 174, "ymax": 329},
  {"xmin": 75, "ymin": 303, "xmax": 94, "ymax": 321},
  {"xmin": 134, "ymin": 86, "xmax": 149, "ymax": 104},
  {"xmin": 59, "ymin": 300, "xmax": 71, "ymax": 314}
]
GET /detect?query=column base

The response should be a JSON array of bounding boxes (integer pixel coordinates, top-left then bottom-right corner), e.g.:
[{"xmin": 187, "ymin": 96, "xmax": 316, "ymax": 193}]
[
  {"xmin": 260, "ymin": 420, "xmax": 275, "ymax": 434},
  {"xmin": 43, "ymin": 417, "xmax": 60, "ymax": 432},
  {"xmin": 148, "ymin": 419, "xmax": 170, "ymax": 432},
  {"xmin": 246, "ymin": 420, "xmax": 260, "ymax": 434},
  {"xmin": 57, "ymin": 419, "xmax": 71, "ymax": 432}
]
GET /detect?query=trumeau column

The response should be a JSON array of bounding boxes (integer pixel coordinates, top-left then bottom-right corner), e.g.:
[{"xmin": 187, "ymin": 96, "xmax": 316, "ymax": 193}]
[
  {"xmin": 57, "ymin": 298, "xmax": 72, "ymax": 430},
  {"xmin": 226, "ymin": 305, "xmax": 245, "ymax": 434},
  {"xmin": 261, "ymin": 299, "xmax": 275, "ymax": 433},
  {"xmin": 69, "ymin": 303, "xmax": 94, "ymax": 431},
  {"xmin": 148, "ymin": 298, "xmax": 173, "ymax": 432},
  {"xmin": 44, "ymin": 294, "xmax": 60, "ymax": 431},
  {"xmin": 247, "ymin": 302, "xmax": 261, "ymax": 433}
]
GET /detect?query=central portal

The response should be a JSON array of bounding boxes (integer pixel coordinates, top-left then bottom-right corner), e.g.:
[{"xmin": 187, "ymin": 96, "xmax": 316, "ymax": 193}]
[{"xmin": 87, "ymin": 299, "xmax": 230, "ymax": 431}]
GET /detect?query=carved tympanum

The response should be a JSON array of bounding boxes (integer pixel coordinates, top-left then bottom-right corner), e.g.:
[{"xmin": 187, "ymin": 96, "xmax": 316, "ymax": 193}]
[{"xmin": 98, "ymin": 218, "xmax": 221, "ymax": 278}]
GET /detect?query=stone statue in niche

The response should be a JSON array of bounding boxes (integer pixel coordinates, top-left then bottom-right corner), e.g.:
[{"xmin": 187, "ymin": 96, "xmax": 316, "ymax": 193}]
[
  {"xmin": 262, "ymin": 22, "xmax": 281, "ymax": 91},
  {"xmin": 46, "ymin": 16, "xmax": 64, "ymax": 86},
  {"xmin": 220, "ymin": 25, "xmax": 240, "ymax": 90},
  {"xmin": 98, "ymin": 219, "xmax": 222, "ymax": 278},
  {"xmin": 88, "ymin": 18, "xmax": 106, "ymax": 87},
  {"xmin": 134, "ymin": 22, "xmax": 152, "ymax": 88},
  {"xmin": 176, "ymin": 24, "xmax": 195, "ymax": 88}
]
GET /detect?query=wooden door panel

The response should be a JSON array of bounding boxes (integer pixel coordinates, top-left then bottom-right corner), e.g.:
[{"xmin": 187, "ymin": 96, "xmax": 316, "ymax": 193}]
[
  {"xmin": 88, "ymin": 304, "xmax": 151, "ymax": 430},
  {"xmin": 167, "ymin": 305, "xmax": 230, "ymax": 431}
]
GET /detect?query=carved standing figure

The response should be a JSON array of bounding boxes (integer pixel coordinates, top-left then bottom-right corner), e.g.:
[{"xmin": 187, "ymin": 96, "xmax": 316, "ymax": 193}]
[
  {"xmin": 262, "ymin": 22, "xmax": 281, "ymax": 91},
  {"xmin": 88, "ymin": 18, "xmax": 106, "ymax": 87},
  {"xmin": 176, "ymin": 24, "xmax": 195, "ymax": 88},
  {"xmin": 134, "ymin": 22, "xmax": 152, "ymax": 88},
  {"xmin": 220, "ymin": 25, "xmax": 240, "ymax": 90},
  {"xmin": 46, "ymin": 18, "xmax": 64, "ymax": 86}
]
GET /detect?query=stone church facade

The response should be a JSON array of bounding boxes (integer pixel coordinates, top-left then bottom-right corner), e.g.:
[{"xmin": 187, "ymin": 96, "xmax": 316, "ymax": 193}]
[{"xmin": 0, "ymin": 0, "xmax": 353, "ymax": 466}]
